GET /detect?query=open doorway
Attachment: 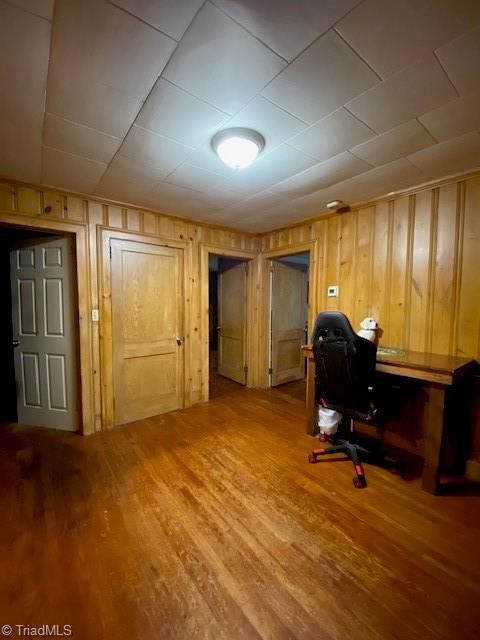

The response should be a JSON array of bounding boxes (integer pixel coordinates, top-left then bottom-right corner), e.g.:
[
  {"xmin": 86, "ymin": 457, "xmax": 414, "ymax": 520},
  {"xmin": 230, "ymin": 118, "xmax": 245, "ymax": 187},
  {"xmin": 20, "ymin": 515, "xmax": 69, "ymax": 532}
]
[
  {"xmin": 269, "ymin": 252, "xmax": 309, "ymax": 401},
  {"xmin": 0, "ymin": 227, "xmax": 79, "ymax": 431},
  {"xmin": 208, "ymin": 254, "xmax": 250, "ymax": 399}
]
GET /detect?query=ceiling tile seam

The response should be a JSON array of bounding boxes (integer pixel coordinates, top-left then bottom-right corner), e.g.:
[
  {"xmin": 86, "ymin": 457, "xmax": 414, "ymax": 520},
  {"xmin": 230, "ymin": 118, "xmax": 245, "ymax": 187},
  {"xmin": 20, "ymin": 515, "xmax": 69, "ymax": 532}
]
[
  {"xmin": 208, "ymin": 0, "xmax": 288, "ymax": 63},
  {"xmin": 157, "ymin": 11, "xmax": 290, "ymax": 123},
  {"xmin": 91, "ymin": 0, "xmax": 213, "ymax": 192},
  {"xmin": 44, "ymin": 112, "xmax": 123, "ymax": 142},
  {"xmin": 268, "ymin": 149, "xmax": 374, "ymax": 193},
  {"xmin": 415, "ymin": 116, "xmax": 440, "ymax": 145},
  {"xmin": 258, "ymin": 94, "xmax": 310, "ymax": 126},
  {"xmin": 127, "ymin": 123, "xmax": 196, "ymax": 151},
  {"xmin": 344, "ymin": 149, "xmax": 375, "ymax": 169},
  {"xmin": 402, "ymin": 156, "xmax": 427, "ymax": 173},
  {"xmin": 332, "ymin": 26, "xmax": 383, "ymax": 81},
  {"xmin": 40, "ymin": 0, "xmax": 57, "ymax": 184},
  {"xmin": 324, "ymin": 0, "xmax": 367, "ymax": 36},
  {"xmin": 42, "ymin": 145, "xmax": 108, "ymax": 168},
  {"xmin": 89, "ymin": 35, "xmax": 195, "ymax": 194},
  {"xmin": 179, "ymin": 77, "xmax": 308, "ymax": 141},
  {"xmin": 341, "ymin": 105, "xmax": 379, "ymax": 135},
  {"xmin": 41, "ymin": 139, "xmax": 119, "ymax": 167},
  {"xmin": 160, "ymin": 172, "xmax": 216, "ymax": 195},
  {"xmin": 162, "ymin": 160, "xmax": 232, "ymax": 185},
  {"xmin": 3, "ymin": 0, "xmax": 52, "ymax": 22},
  {"xmin": 159, "ymin": 77, "xmax": 231, "ymax": 117},
  {"xmin": 432, "ymin": 49, "xmax": 461, "ymax": 99},
  {"xmin": 105, "ymin": 0, "xmax": 181, "ymax": 43},
  {"xmin": 257, "ymin": 24, "xmax": 381, "ymax": 116},
  {"xmin": 160, "ymin": 0, "xmax": 288, "ymax": 110}
]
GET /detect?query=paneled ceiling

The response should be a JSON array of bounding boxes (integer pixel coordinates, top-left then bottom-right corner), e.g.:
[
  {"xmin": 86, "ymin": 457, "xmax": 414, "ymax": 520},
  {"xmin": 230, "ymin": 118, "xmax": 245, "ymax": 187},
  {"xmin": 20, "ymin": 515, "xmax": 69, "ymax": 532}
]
[{"xmin": 1, "ymin": 0, "xmax": 479, "ymax": 232}]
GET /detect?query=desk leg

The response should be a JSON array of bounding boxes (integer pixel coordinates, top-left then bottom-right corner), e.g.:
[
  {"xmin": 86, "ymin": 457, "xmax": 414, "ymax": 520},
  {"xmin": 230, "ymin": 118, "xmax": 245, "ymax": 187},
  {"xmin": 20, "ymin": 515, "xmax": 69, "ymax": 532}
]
[
  {"xmin": 305, "ymin": 357, "xmax": 317, "ymax": 436},
  {"xmin": 422, "ymin": 383, "xmax": 447, "ymax": 494}
]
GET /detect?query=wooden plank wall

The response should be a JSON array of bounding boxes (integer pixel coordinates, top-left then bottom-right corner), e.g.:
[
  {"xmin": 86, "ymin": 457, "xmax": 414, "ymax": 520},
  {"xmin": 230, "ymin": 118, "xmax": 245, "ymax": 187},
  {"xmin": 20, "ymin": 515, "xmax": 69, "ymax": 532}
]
[
  {"xmin": 0, "ymin": 180, "xmax": 260, "ymax": 432},
  {"xmin": 1, "ymin": 174, "xmax": 479, "ymax": 462},
  {"xmin": 261, "ymin": 173, "xmax": 480, "ymax": 461}
]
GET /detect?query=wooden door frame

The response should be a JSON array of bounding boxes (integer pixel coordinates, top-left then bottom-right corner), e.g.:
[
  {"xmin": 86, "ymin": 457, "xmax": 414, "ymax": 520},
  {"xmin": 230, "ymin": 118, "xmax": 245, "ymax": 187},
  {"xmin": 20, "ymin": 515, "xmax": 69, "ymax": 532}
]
[
  {"xmin": 199, "ymin": 243, "xmax": 257, "ymax": 402},
  {"xmin": 98, "ymin": 227, "xmax": 192, "ymax": 429},
  {"xmin": 0, "ymin": 212, "xmax": 94, "ymax": 434},
  {"xmin": 262, "ymin": 241, "xmax": 317, "ymax": 388}
]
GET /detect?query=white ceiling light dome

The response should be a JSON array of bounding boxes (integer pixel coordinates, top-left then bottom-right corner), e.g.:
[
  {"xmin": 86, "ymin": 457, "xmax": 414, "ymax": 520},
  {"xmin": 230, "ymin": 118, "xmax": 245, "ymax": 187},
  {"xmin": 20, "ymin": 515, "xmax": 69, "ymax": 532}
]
[{"xmin": 212, "ymin": 127, "xmax": 265, "ymax": 169}]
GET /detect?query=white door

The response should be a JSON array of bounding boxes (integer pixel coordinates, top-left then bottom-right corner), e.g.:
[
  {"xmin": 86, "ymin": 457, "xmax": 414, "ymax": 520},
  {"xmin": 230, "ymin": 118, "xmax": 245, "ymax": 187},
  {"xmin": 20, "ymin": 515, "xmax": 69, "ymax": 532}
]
[
  {"xmin": 270, "ymin": 261, "xmax": 307, "ymax": 386},
  {"xmin": 10, "ymin": 236, "xmax": 79, "ymax": 430},
  {"xmin": 218, "ymin": 262, "xmax": 247, "ymax": 384}
]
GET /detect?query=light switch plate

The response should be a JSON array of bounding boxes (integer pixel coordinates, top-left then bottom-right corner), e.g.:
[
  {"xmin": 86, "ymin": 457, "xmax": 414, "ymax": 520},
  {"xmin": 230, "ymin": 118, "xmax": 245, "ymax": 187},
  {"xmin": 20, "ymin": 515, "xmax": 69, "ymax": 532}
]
[
  {"xmin": 327, "ymin": 285, "xmax": 339, "ymax": 297},
  {"xmin": 91, "ymin": 309, "xmax": 99, "ymax": 322}
]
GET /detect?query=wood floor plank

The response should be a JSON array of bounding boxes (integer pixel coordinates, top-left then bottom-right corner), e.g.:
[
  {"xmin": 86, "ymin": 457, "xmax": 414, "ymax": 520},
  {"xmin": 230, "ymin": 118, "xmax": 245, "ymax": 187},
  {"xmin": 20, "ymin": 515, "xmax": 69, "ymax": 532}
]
[{"xmin": 1, "ymin": 385, "xmax": 480, "ymax": 639}]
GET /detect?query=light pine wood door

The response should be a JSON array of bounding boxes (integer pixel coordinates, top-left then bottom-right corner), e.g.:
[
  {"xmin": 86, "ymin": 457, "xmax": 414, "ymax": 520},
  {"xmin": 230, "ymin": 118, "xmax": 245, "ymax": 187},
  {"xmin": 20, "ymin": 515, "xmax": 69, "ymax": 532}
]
[
  {"xmin": 270, "ymin": 261, "xmax": 307, "ymax": 386},
  {"xmin": 111, "ymin": 240, "xmax": 184, "ymax": 425},
  {"xmin": 10, "ymin": 236, "xmax": 79, "ymax": 430},
  {"xmin": 218, "ymin": 262, "xmax": 247, "ymax": 384}
]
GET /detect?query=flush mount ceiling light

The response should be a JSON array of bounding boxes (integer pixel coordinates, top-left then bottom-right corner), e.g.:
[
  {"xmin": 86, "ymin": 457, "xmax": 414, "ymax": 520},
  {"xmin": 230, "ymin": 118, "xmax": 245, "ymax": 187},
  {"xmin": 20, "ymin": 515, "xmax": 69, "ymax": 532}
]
[
  {"xmin": 212, "ymin": 127, "xmax": 265, "ymax": 169},
  {"xmin": 326, "ymin": 199, "xmax": 344, "ymax": 210}
]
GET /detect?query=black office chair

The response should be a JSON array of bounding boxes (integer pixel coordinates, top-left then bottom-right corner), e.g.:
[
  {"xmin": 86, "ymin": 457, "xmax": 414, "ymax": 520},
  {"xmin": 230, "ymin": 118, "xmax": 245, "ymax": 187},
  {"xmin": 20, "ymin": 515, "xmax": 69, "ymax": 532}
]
[{"xmin": 308, "ymin": 311, "xmax": 397, "ymax": 488}]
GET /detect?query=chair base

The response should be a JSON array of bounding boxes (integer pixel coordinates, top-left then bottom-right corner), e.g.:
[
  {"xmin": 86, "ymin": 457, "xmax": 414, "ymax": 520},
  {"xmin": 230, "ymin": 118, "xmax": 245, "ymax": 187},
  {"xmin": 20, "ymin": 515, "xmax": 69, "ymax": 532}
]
[{"xmin": 308, "ymin": 437, "xmax": 399, "ymax": 489}]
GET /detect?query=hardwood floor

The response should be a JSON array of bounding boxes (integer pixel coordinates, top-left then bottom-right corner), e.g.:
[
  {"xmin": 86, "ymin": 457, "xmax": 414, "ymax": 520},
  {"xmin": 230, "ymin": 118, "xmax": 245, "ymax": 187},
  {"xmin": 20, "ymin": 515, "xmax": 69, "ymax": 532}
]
[{"xmin": 1, "ymin": 387, "xmax": 479, "ymax": 640}]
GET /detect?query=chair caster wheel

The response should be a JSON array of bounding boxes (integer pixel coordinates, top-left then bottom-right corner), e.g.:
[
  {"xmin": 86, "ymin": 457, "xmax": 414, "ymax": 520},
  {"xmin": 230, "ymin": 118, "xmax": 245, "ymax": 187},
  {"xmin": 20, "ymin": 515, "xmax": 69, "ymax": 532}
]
[
  {"xmin": 308, "ymin": 453, "xmax": 318, "ymax": 464},
  {"xmin": 353, "ymin": 476, "xmax": 367, "ymax": 488}
]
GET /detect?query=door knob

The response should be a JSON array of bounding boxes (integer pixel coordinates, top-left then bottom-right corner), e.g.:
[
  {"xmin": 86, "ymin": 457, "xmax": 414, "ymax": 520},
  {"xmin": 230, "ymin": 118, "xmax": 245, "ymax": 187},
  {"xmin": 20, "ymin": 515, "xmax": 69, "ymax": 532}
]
[
  {"xmin": 176, "ymin": 336, "xmax": 184, "ymax": 346},
  {"xmin": 12, "ymin": 340, "xmax": 20, "ymax": 347}
]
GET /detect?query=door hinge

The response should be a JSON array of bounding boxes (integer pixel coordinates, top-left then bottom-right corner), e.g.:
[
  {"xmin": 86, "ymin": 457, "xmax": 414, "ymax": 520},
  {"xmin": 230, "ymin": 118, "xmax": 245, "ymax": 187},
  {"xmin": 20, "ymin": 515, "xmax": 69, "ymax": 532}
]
[
  {"xmin": 244, "ymin": 365, "xmax": 248, "ymax": 373},
  {"xmin": 268, "ymin": 367, "xmax": 273, "ymax": 374},
  {"xmin": 109, "ymin": 245, "xmax": 112, "ymax": 259}
]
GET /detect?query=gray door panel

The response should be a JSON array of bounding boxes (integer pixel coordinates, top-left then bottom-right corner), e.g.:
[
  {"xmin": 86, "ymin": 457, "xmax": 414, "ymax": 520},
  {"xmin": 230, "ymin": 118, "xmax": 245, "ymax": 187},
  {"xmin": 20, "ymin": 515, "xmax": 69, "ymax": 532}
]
[{"xmin": 10, "ymin": 236, "xmax": 79, "ymax": 431}]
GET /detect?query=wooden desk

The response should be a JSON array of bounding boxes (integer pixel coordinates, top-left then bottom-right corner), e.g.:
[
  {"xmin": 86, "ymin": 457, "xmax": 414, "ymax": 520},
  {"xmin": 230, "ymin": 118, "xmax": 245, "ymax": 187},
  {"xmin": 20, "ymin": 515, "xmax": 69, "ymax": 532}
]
[{"xmin": 302, "ymin": 345, "xmax": 475, "ymax": 494}]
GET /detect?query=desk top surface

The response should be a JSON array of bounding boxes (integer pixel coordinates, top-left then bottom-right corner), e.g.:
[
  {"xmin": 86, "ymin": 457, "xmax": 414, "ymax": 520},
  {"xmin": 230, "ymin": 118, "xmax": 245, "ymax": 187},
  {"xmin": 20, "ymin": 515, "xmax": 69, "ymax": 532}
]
[{"xmin": 301, "ymin": 345, "xmax": 475, "ymax": 375}]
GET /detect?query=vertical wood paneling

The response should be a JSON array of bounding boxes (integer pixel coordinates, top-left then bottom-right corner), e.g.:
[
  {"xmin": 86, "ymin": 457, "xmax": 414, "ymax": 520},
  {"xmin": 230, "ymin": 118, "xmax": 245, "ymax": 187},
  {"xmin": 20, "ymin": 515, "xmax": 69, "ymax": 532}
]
[
  {"xmin": 0, "ymin": 182, "xmax": 15, "ymax": 210},
  {"xmin": 107, "ymin": 206, "xmax": 124, "ymax": 228},
  {"xmin": 66, "ymin": 196, "xmax": 87, "ymax": 222},
  {"xmin": 42, "ymin": 191, "xmax": 65, "ymax": 218},
  {"xmin": 17, "ymin": 187, "xmax": 41, "ymax": 214},
  {"xmin": 260, "ymin": 173, "xmax": 480, "ymax": 462},
  {"xmin": 87, "ymin": 201, "xmax": 104, "ymax": 432},
  {"xmin": 1, "ymin": 174, "xmax": 479, "ymax": 446},
  {"xmin": 313, "ymin": 220, "xmax": 327, "ymax": 316},
  {"xmin": 1, "ymin": 180, "xmax": 259, "ymax": 431},
  {"xmin": 388, "ymin": 196, "xmax": 410, "ymax": 348},
  {"xmin": 353, "ymin": 207, "xmax": 374, "ymax": 329},
  {"xmin": 408, "ymin": 190, "xmax": 433, "ymax": 352},
  {"xmin": 325, "ymin": 216, "xmax": 340, "ymax": 311},
  {"xmin": 370, "ymin": 202, "xmax": 390, "ymax": 332},
  {"xmin": 431, "ymin": 183, "xmax": 458, "ymax": 355},
  {"xmin": 338, "ymin": 212, "xmax": 355, "ymax": 314},
  {"xmin": 143, "ymin": 212, "xmax": 157, "ymax": 235},
  {"xmin": 126, "ymin": 208, "xmax": 141, "ymax": 231},
  {"xmin": 457, "ymin": 176, "xmax": 480, "ymax": 359}
]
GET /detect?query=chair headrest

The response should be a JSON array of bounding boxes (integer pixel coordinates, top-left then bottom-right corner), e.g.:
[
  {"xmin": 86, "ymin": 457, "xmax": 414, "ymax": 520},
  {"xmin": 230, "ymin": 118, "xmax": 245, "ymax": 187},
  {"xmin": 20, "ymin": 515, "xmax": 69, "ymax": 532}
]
[{"xmin": 312, "ymin": 311, "xmax": 358, "ymax": 343}]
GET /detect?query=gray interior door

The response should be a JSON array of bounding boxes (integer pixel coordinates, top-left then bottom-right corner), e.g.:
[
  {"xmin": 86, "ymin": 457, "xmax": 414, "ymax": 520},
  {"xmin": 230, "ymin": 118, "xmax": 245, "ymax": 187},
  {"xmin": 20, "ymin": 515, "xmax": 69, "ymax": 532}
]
[{"xmin": 10, "ymin": 236, "xmax": 79, "ymax": 431}]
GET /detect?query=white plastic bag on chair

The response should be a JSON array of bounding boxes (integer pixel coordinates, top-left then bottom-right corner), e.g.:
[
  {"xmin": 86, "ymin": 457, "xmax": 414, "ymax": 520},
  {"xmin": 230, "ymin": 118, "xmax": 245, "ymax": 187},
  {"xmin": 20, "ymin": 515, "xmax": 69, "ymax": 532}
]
[{"xmin": 317, "ymin": 407, "xmax": 342, "ymax": 436}]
